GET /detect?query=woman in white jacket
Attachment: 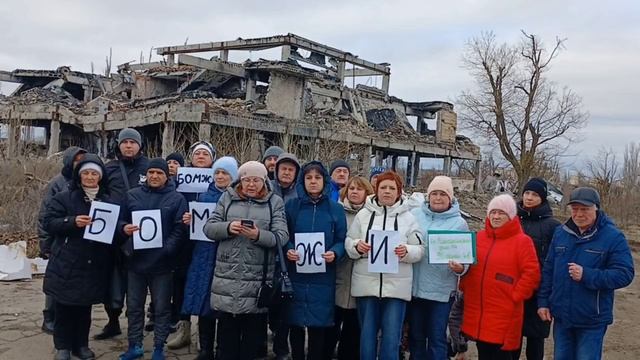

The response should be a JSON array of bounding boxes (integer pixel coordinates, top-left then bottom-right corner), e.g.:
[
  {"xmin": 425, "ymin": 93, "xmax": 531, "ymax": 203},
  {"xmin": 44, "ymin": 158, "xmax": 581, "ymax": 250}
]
[{"xmin": 346, "ymin": 171, "xmax": 425, "ymax": 360}]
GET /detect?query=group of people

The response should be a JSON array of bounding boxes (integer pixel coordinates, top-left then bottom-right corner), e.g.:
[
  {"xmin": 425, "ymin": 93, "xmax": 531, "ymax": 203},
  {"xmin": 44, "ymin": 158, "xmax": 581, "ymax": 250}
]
[{"xmin": 37, "ymin": 127, "xmax": 635, "ymax": 360}]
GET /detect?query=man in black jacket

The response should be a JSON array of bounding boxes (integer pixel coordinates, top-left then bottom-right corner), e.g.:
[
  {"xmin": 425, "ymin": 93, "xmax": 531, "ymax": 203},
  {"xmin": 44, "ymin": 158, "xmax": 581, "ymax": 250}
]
[
  {"xmin": 119, "ymin": 158, "xmax": 188, "ymax": 360},
  {"xmin": 37, "ymin": 146, "xmax": 86, "ymax": 334},
  {"xmin": 96, "ymin": 128, "xmax": 149, "ymax": 340}
]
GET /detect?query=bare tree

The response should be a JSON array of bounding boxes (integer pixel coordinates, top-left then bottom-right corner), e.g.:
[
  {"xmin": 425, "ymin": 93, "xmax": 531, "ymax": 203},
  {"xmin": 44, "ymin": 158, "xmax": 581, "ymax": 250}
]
[
  {"xmin": 458, "ymin": 31, "xmax": 588, "ymax": 191},
  {"xmin": 585, "ymin": 147, "xmax": 619, "ymax": 201}
]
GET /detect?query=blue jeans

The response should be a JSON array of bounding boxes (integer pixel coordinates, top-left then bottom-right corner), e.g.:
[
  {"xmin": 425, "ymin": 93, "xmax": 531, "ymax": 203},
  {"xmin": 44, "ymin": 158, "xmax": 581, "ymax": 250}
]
[
  {"xmin": 408, "ymin": 297, "xmax": 453, "ymax": 360},
  {"xmin": 126, "ymin": 271, "xmax": 173, "ymax": 348},
  {"xmin": 357, "ymin": 297, "xmax": 406, "ymax": 360},
  {"xmin": 553, "ymin": 322, "xmax": 607, "ymax": 360}
]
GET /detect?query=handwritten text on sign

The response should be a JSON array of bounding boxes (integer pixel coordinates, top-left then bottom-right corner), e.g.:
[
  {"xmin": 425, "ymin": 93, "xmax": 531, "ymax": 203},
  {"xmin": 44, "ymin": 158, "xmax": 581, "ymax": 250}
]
[
  {"xmin": 189, "ymin": 202, "xmax": 217, "ymax": 241},
  {"xmin": 83, "ymin": 201, "xmax": 120, "ymax": 244},
  {"xmin": 427, "ymin": 231, "xmax": 476, "ymax": 264},
  {"xmin": 367, "ymin": 230, "xmax": 400, "ymax": 273},
  {"xmin": 176, "ymin": 167, "xmax": 215, "ymax": 193},
  {"xmin": 132, "ymin": 209, "xmax": 163, "ymax": 250},
  {"xmin": 295, "ymin": 232, "xmax": 326, "ymax": 273}
]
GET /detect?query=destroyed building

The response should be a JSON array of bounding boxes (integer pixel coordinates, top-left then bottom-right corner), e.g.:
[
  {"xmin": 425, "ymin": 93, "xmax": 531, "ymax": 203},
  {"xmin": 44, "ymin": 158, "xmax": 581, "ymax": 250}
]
[{"xmin": 0, "ymin": 33, "xmax": 481, "ymax": 188}]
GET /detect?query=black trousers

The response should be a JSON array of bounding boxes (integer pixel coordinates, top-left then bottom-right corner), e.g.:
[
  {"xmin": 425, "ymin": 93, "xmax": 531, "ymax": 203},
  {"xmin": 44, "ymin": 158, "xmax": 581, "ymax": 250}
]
[
  {"xmin": 216, "ymin": 312, "xmax": 267, "ymax": 360},
  {"xmin": 53, "ymin": 303, "xmax": 92, "ymax": 351},
  {"xmin": 198, "ymin": 313, "xmax": 217, "ymax": 354},
  {"xmin": 269, "ymin": 303, "xmax": 290, "ymax": 356},
  {"xmin": 323, "ymin": 307, "xmax": 360, "ymax": 360},
  {"xmin": 514, "ymin": 336, "xmax": 545, "ymax": 360},
  {"xmin": 172, "ymin": 268, "xmax": 189, "ymax": 322},
  {"xmin": 290, "ymin": 326, "xmax": 328, "ymax": 360},
  {"xmin": 476, "ymin": 341, "xmax": 519, "ymax": 360}
]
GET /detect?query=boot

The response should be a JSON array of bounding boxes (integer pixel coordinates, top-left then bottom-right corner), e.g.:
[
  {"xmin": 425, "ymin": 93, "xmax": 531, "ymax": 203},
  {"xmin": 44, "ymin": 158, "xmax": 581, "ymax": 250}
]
[
  {"xmin": 72, "ymin": 347, "xmax": 96, "ymax": 360},
  {"xmin": 53, "ymin": 349, "xmax": 71, "ymax": 360},
  {"xmin": 167, "ymin": 320, "xmax": 191, "ymax": 349},
  {"xmin": 119, "ymin": 343, "xmax": 144, "ymax": 360},
  {"xmin": 151, "ymin": 346, "xmax": 165, "ymax": 360},
  {"xmin": 94, "ymin": 320, "xmax": 121, "ymax": 340},
  {"xmin": 41, "ymin": 318, "xmax": 55, "ymax": 335}
]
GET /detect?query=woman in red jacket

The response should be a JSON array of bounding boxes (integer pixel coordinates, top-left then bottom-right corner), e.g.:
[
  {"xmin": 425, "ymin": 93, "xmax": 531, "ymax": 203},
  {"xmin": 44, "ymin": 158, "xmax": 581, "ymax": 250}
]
[{"xmin": 461, "ymin": 194, "xmax": 540, "ymax": 360}]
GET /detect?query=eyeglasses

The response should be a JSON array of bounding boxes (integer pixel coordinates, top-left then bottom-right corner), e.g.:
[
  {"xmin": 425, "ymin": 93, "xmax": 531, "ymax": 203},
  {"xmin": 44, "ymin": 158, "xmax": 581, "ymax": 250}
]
[{"xmin": 241, "ymin": 177, "xmax": 264, "ymax": 185}]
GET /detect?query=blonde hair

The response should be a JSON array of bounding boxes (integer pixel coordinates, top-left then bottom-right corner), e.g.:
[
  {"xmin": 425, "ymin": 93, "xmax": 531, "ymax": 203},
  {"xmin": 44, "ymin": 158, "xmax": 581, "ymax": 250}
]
[{"xmin": 340, "ymin": 176, "xmax": 374, "ymax": 202}]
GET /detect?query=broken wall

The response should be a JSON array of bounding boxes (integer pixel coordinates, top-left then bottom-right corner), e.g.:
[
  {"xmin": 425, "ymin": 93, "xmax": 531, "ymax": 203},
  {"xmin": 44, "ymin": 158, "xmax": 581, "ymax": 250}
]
[
  {"xmin": 436, "ymin": 109, "xmax": 457, "ymax": 143},
  {"xmin": 265, "ymin": 73, "xmax": 305, "ymax": 119}
]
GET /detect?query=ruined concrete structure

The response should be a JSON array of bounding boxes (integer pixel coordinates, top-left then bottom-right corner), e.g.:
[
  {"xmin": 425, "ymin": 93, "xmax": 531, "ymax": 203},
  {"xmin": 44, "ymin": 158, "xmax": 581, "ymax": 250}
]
[{"xmin": 0, "ymin": 33, "xmax": 480, "ymax": 187}]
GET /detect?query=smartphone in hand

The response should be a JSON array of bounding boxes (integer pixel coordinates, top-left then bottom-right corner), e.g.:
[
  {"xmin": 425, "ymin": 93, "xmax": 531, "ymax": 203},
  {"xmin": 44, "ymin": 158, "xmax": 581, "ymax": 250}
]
[{"xmin": 241, "ymin": 219, "xmax": 254, "ymax": 228}]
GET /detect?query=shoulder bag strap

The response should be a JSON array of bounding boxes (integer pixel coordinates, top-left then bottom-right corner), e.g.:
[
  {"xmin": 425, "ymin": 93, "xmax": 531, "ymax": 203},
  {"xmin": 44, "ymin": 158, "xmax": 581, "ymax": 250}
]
[{"xmin": 118, "ymin": 161, "xmax": 131, "ymax": 190}]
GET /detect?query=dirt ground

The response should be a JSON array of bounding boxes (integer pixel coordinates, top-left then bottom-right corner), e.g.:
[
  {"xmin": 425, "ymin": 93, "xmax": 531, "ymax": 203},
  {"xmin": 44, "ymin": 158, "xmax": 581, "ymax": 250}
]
[{"xmin": 1, "ymin": 253, "xmax": 638, "ymax": 359}]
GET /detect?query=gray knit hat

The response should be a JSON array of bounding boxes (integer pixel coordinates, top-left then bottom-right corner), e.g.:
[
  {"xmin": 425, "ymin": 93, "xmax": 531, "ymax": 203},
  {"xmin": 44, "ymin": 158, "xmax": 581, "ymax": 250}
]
[
  {"xmin": 117, "ymin": 128, "xmax": 142, "ymax": 146},
  {"xmin": 262, "ymin": 146, "xmax": 285, "ymax": 163}
]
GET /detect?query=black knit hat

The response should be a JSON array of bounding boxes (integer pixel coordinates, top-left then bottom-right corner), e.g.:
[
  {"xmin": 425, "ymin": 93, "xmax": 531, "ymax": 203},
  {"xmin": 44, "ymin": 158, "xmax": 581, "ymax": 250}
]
[
  {"xmin": 166, "ymin": 152, "xmax": 185, "ymax": 167},
  {"xmin": 523, "ymin": 177, "xmax": 548, "ymax": 202},
  {"xmin": 147, "ymin": 157, "xmax": 170, "ymax": 177},
  {"xmin": 329, "ymin": 159, "xmax": 351, "ymax": 176}
]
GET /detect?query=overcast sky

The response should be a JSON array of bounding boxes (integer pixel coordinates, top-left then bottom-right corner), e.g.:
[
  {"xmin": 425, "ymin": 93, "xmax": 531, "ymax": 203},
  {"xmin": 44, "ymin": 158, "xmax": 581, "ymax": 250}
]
[{"xmin": 1, "ymin": 0, "xmax": 638, "ymax": 169}]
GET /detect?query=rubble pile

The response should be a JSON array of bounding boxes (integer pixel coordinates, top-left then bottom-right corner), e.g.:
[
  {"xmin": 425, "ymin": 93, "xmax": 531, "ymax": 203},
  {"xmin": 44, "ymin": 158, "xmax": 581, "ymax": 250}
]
[{"xmin": 1, "ymin": 87, "xmax": 82, "ymax": 108}]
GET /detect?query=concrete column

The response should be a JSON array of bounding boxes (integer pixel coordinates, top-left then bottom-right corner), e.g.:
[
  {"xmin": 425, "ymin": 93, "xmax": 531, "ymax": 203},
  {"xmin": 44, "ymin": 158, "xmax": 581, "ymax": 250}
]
[
  {"xmin": 443, "ymin": 156, "xmax": 452, "ymax": 176},
  {"xmin": 474, "ymin": 160, "xmax": 482, "ymax": 192},
  {"xmin": 382, "ymin": 74, "xmax": 390, "ymax": 94},
  {"xmin": 7, "ymin": 121, "xmax": 20, "ymax": 156},
  {"xmin": 246, "ymin": 78, "xmax": 257, "ymax": 101},
  {"xmin": 281, "ymin": 45, "xmax": 291, "ymax": 61},
  {"xmin": 166, "ymin": 54, "xmax": 175, "ymax": 65},
  {"xmin": 199, "ymin": 123, "xmax": 211, "ymax": 142},
  {"xmin": 406, "ymin": 152, "xmax": 415, "ymax": 187},
  {"xmin": 47, "ymin": 120, "xmax": 60, "ymax": 156},
  {"xmin": 412, "ymin": 153, "xmax": 421, "ymax": 187},
  {"xmin": 281, "ymin": 132, "xmax": 291, "ymax": 153},
  {"xmin": 161, "ymin": 122, "xmax": 175, "ymax": 158},
  {"xmin": 220, "ymin": 49, "xmax": 229, "ymax": 61},
  {"xmin": 336, "ymin": 61, "xmax": 346, "ymax": 86},
  {"xmin": 362, "ymin": 146, "xmax": 373, "ymax": 177},
  {"xmin": 416, "ymin": 116, "xmax": 424, "ymax": 134}
]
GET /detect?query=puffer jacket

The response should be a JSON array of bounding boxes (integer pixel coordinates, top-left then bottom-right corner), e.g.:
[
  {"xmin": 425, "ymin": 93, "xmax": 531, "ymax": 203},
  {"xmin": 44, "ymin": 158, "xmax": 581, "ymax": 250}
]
[
  {"xmin": 461, "ymin": 217, "xmax": 540, "ymax": 351},
  {"xmin": 38, "ymin": 146, "xmax": 86, "ymax": 255},
  {"xmin": 284, "ymin": 161, "xmax": 347, "ymax": 327},
  {"xmin": 122, "ymin": 181, "xmax": 188, "ymax": 274},
  {"xmin": 518, "ymin": 201, "xmax": 560, "ymax": 338},
  {"xmin": 538, "ymin": 211, "xmax": 634, "ymax": 328},
  {"xmin": 182, "ymin": 183, "xmax": 225, "ymax": 316},
  {"xmin": 335, "ymin": 198, "xmax": 364, "ymax": 309},
  {"xmin": 411, "ymin": 199, "xmax": 469, "ymax": 302},
  {"xmin": 203, "ymin": 183, "xmax": 289, "ymax": 314},
  {"xmin": 43, "ymin": 155, "xmax": 118, "ymax": 306},
  {"xmin": 345, "ymin": 195, "xmax": 424, "ymax": 301}
]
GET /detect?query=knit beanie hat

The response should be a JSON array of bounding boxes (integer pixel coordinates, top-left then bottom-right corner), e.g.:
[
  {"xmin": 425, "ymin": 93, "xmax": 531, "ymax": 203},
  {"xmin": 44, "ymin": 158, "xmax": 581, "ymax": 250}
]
[
  {"xmin": 189, "ymin": 141, "xmax": 216, "ymax": 160},
  {"xmin": 330, "ymin": 159, "xmax": 351, "ymax": 176},
  {"xmin": 147, "ymin": 157, "xmax": 170, "ymax": 177},
  {"xmin": 375, "ymin": 171, "xmax": 404, "ymax": 201},
  {"xmin": 262, "ymin": 146, "xmax": 285, "ymax": 163},
  {"xmin": 427, "ymin": 176, "xmax": 454, "ymax": 200},
  {"xmin": 78, "ymin": 162, "xmax": 103, "ymax": 179},
  {"xmin": 523, "ymin": 177, "xmax": 548, "ymax": 202},
  {"xmin": 238, "ymin": 161, "xmax": 268, "ymax": 180},
  {"xmin": 117, "ymin": 128, "xmax": 142, "ymax": 146},
  {"xmin": 166, "ymin": 152, "xmax": 185, "ymax": 167},
  {"xmin": 487, "ymin": 194, "xmax": 517, "ymax": 219},
  {"xmin": 213, "ymin": 156, "xmax": 239, "ymax": 182}
]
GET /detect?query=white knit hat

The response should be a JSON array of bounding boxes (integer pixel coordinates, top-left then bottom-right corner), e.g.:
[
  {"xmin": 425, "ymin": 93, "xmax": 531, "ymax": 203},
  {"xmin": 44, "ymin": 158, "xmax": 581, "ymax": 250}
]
[{"xmin": 78, "ymin": 162, "xmax": 103, "ymax": 178}]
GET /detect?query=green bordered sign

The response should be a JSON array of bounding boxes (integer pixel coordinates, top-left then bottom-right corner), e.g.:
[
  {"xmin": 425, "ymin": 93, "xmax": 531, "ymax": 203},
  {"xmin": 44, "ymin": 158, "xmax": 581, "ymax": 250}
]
[{"xmin": 427, "ymin": 230, "xmax": 477, "ymax": 265}]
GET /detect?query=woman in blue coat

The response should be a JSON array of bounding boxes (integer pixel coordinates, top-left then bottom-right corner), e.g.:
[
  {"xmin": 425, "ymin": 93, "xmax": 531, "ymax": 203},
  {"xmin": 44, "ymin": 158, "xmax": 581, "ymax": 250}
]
[
  {"xmin": 180, "ymin": 156, "xmax": 238, "ymax": 360},
  {"xmin": 284, "ymin": 161, "xmax": 347, "ymax": 360}
]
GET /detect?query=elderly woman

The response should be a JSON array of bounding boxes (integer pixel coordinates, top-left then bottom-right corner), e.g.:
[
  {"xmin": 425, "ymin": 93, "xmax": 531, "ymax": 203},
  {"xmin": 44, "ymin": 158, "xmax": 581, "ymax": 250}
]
[
  {"xmin": 409, "ymin": 176, "xmax": 469, "ymax": 360},
  {"xmin": 461, "ymin": 194, "xmax": 540, "ymax": 360},
  {"xmin": 179, "ymin": 156, "xmax": 238, "ymax": 359},
  {"xmin": 324, "ymin": 176, "xmax": 374, "ymax": 359},
  {"xmin": 203, "ymin": 161, "xmax": 289, "ymax": 360},
  {"xmin": 284, "ymin": 161, "xmax": 347, "ymax": 360},
  {"xmin": 345, "ymin": 171, "xmax": 424, "ymax": 360},
  {"xmin": 44, "ymin": 154, "xmax": 119, "ymax": 360}
]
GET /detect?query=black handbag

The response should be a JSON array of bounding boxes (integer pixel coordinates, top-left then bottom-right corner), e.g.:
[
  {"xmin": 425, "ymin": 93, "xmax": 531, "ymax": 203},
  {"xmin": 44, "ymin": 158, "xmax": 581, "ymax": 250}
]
[{"xmin": 257, "ymin": 242, "xmax": 294, "ymax": 308}]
